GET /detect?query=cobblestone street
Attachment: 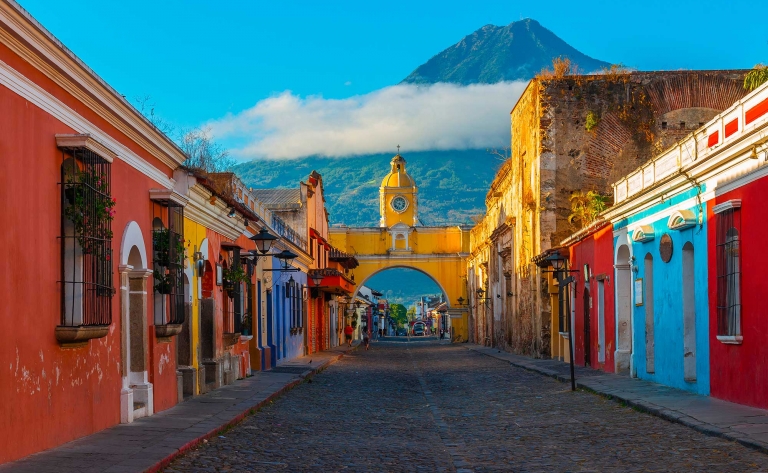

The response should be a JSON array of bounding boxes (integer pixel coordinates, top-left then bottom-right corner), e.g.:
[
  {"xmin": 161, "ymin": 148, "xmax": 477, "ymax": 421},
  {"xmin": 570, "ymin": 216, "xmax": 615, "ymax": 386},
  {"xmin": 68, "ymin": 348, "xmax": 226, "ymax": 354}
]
[{"xmin": 165, "ymin": 341, "xmax": 768, "ymax": 472}]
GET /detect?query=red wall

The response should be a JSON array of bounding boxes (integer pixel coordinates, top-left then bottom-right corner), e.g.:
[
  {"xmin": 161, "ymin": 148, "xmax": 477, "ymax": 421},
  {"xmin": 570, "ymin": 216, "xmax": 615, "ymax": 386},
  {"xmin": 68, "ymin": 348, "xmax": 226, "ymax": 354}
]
[
  {"xmin": 708, "ymin": 179, "xmax": 768, "ymax": 409},
  {"xmin": 0, "ymin": 41, "xmax": 179, "ymax": 461},
  {"xmin": 569, "ymin": 225, "xmax": 616, "ymax": 373}
]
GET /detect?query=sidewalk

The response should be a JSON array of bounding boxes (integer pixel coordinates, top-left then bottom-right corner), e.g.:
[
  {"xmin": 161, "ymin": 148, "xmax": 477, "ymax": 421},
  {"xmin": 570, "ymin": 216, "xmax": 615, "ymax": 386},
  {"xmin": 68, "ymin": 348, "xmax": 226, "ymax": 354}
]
[
  {"xmin": 0, "ymin": 343, "xmax": 357, "ymax": 473},
  {"xmin": 466, "ymin": 344, "xmax": 768, "ymax": 454}
]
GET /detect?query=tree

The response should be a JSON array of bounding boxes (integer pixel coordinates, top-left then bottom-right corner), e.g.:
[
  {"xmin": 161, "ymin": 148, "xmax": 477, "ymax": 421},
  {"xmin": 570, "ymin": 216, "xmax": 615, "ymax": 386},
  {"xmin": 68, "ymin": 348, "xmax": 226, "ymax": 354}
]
[
  {"xmin": 744, "ymin": 64, "xmax": 768, "ymax": 92},
  {"xmin": 568, "ymin": 191, "xmax": 609, "ymax": 228},
  {"xmin": 389, "ymin": 303, "xmax": 408, "ymax": 327},
  {"xmin": 179, "ymin": 127, "xmax": 236, "ymax": 174},
  {"xmin": 134, "ymin": 95, "xmax": 175, "ymax": 136}
]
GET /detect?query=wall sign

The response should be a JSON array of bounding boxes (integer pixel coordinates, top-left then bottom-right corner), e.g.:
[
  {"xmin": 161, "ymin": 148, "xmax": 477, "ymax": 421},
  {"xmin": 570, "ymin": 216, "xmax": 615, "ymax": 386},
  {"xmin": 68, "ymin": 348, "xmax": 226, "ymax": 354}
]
[
  {"xmin": 659, "ymin": 233, "xmax": 673, "ymax": 263},
  {"xmin": 634, "ymin": 278, "xmax": 644, "ymax": 306}
]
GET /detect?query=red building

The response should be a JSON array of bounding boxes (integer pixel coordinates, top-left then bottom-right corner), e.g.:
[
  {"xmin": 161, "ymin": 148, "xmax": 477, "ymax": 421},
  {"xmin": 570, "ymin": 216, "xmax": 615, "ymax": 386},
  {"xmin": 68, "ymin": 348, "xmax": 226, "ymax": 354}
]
[
  {"xmin": 562, "ymin": 221, "xmax": 616, "ymax": 373},
  {"xmin": 706, "ymin": 153, "xmax": 768, "ymax": 408},
  {"xmin": 0, "ymin": 2, "xmax": 188, "ymax": 461}
]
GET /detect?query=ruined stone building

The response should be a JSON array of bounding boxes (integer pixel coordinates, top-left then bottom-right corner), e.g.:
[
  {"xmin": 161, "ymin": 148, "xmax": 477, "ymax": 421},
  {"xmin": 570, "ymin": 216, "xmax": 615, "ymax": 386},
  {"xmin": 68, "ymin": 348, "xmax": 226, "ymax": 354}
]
[{"xmin": 467, "ymin": 70, "xmax": 748, "ymax": 358}]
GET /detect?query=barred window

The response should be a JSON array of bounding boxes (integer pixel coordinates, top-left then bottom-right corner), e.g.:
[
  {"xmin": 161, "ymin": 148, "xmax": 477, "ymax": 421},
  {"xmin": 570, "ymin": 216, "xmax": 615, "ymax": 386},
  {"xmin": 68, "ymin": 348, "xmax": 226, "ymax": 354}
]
[
  {"xmin": 152, "ymin": 202, "xmax": 185, "ymax": 327},
  {"xmin": 715, "ymin": 203, "xmax": 741, "ymax": 338},
  {"xmin": 60, "ymin": 151, "xmax": 114, "ymax": 329}
]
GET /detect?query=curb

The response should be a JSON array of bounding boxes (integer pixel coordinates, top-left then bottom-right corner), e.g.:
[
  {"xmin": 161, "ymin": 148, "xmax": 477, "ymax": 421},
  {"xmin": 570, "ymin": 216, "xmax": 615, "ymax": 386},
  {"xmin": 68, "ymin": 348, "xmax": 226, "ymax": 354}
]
[
  {"xmin": 145, "ymin": 346, "xmax": 355, "ymax": 473},
  {"xmin": 465, "ymin": 345, "xmax": 768, "ymax": 456}
]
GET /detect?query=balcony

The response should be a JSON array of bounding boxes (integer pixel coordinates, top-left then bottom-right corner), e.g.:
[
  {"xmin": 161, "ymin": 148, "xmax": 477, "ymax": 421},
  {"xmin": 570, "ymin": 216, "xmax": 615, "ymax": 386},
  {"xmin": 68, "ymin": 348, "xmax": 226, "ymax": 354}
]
[{"xmin": 308, "ymin": 268, "xmax": 356, "ymax": 295}]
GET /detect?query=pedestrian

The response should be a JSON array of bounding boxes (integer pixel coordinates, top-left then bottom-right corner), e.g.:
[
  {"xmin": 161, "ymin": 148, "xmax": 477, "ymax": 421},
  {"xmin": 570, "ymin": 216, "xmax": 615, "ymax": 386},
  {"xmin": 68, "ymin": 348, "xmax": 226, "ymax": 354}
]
[
  {"xmin": 344, "ymin": 324, "xmax": 354, "ymax": 347},
  {"xmin": 363, "ymin": 331, "xmax": 370, "ymax": 350}
]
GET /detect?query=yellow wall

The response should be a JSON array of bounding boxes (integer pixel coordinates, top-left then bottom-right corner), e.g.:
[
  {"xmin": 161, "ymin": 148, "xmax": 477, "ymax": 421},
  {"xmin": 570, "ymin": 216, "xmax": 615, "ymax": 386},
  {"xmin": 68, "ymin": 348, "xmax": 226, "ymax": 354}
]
[
  {"xmin": 184, "ymin": 217, "xmax": 207, "ymax": 391},
  {"xmin": 329, "ymin": 226, "xmax": 470, "ymax": 316}
]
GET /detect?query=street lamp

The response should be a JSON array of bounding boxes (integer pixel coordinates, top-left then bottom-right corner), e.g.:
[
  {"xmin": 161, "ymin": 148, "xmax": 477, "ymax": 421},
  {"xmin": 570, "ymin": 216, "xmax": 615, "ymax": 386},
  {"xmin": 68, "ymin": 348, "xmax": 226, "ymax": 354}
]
[
  {"xmin": 250, "ymin": 228, "xmax": 278, "ymax": 255},
  {"xmin": 544, "ymin": 251, "xmax": 576, "ymax": 391},
  {"xmin": 274, "ymin": 249, "xmax": 298, "ymax": 270}
]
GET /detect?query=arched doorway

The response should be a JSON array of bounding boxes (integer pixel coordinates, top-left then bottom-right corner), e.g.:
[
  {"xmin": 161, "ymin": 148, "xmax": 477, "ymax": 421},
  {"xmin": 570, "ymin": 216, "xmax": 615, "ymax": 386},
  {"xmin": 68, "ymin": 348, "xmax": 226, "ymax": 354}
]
[
  {"xmin": 119, "ymin": 221, "xmax": 152, "ymax": 423},
  {"xmin": 358, "ymin": 266, "xmax": 454, "ymax": 340},
  {"xmin": 615, "ymin": 244, "xmax": 632, "ymax": 374}
]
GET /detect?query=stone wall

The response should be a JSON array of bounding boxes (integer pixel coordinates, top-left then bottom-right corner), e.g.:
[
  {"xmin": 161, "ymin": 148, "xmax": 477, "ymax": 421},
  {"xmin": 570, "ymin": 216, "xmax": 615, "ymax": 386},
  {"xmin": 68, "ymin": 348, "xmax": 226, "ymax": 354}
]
[{"xmin": 468, "ymin": 69, "xmax": 749, "ymax": 358}]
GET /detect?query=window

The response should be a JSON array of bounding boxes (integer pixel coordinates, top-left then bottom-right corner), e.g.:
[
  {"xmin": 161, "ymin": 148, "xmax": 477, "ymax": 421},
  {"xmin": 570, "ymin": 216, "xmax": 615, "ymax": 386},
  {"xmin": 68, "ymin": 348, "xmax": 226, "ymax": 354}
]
[
  {"xmin": 715, "ymin": 201, "xmax": 742, "ymax": 341},
  {"xmin": 60, "ymin": 151, "xmax": 114, "ymax": 330},
  {"xmin": 152, "ymin": 202, "xmax": 185, "ymax": 327}
]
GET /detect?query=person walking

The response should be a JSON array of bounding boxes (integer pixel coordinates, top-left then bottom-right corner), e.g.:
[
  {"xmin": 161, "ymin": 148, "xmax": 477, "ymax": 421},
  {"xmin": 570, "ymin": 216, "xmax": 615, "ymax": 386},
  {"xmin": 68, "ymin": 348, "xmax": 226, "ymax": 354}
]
[
  {"xmin": 363, "ymin": 331, "xmax": 370, "ymax": 350},
  {"xmin": 344, "ymin": 324, "xmax": 354, "ymax": 347}
]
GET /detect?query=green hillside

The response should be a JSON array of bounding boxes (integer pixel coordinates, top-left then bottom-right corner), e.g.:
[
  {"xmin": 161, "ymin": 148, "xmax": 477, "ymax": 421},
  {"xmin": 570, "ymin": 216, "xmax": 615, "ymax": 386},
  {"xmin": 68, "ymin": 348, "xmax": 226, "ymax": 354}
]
[{"xmin": 235, "ymin": 149, "xmax": 502, "ymax": 227}]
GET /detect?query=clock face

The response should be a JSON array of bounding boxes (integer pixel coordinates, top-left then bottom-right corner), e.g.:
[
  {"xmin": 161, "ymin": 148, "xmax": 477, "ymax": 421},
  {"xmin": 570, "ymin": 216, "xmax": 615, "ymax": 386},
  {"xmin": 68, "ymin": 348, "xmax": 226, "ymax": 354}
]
[{"xmin": 391, "ymin": 196, "xmax": 408, "ymax": 213}]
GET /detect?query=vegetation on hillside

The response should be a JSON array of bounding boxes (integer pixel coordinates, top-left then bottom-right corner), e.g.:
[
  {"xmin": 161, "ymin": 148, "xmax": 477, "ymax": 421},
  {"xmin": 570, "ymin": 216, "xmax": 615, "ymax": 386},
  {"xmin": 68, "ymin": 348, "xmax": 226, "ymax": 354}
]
[{"xmin": 234, "ymin": 149, "xmax": 501, "ymax": 226}]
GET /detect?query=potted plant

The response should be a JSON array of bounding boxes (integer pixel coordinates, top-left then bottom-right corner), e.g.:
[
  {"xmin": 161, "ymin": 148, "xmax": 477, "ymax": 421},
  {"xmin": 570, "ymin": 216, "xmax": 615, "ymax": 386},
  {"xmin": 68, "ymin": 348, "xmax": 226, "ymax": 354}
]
[
  {"xmin": 241, "ymin": 313, "xmax": 252, "ymax": 336},
  {"xmin": 63, "ymin": 167, "xmax": 116, "ymax": 253},
  {"xmin": 222, "ymin": 264, "xmax": 248, "ymax": 298}
]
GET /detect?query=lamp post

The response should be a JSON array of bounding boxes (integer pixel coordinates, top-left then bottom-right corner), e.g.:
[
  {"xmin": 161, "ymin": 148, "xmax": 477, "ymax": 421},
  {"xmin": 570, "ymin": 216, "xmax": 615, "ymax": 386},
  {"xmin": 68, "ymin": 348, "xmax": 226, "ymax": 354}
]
[{"xmin": 545, "ymin": 252, "xmax": 576, "ymax": 391}]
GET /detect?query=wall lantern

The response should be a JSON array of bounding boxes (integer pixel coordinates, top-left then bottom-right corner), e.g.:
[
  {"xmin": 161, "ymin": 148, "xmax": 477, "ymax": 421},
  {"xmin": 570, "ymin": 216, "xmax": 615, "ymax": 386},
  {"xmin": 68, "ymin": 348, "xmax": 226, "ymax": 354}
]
[
  {"xmin": 250, "ymin": 228, "xmax": 278, "ymax": 255},
  {"xmin": 193, "ymin": 249, "xmax": 205, "ymax": 277},
  {"xmin": 310, "ymin": 272, "xmax": 324, "ymax": 287},
  {"xmin": 545, "ymin": 252, "xmax": 565, "ymax": 271},
  {"xmin": 275, "ymin": 249, "xmax": 298, "ymax": 270},
  {"xmin": 227, "ymin": 207, "xmax": 236, "ymax": 218}
]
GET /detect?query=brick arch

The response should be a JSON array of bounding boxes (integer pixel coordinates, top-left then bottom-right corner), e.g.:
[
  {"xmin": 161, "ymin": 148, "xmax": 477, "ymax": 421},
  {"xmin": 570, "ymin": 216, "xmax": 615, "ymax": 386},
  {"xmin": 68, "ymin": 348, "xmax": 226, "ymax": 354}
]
[
  {"xmin": 642, "ymin": 72, "xmax": 748, "ymax": 115},
  {"xmin": 584, "ymin": 112, "xmax": 633, "ymax": 182}
]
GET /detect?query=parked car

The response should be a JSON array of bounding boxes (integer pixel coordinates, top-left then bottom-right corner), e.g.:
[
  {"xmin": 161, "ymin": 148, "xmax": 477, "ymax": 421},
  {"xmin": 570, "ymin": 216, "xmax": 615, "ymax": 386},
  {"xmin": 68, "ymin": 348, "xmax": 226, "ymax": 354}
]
[
  {"xmin": 396, "ymin": 328, "xmax": 407, "ymax": 336},
  {"xmin": 413, "ymin": 324, "xmax": 425, "ymax": 336}
]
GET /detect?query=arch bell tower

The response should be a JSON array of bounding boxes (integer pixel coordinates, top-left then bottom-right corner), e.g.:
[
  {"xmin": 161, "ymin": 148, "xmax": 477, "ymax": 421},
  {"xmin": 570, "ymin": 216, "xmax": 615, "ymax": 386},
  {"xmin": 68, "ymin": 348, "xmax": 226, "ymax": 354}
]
[{"xmin": 379, "ymin": 152, "xmax": 418, "ymax": 229}]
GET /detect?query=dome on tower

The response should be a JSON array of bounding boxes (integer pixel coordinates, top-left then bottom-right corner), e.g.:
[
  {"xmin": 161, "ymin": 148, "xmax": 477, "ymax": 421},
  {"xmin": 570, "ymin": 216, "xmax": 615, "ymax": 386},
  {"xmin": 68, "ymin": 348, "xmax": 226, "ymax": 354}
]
[{"xmin": 380, "ymin": 154, "xmax": 414, "ymax": 188}]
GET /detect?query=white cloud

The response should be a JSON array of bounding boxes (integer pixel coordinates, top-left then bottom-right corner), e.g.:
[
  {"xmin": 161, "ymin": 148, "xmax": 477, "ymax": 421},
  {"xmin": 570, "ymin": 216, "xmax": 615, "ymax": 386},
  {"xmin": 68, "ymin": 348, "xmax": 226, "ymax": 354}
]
[
  {"xmin": 344, "ymin": 81, "xmax": 352, "ymax": 86},
  {"xmin": 207, "ymin": 81, "xmax": 529, "ymax": 160}
]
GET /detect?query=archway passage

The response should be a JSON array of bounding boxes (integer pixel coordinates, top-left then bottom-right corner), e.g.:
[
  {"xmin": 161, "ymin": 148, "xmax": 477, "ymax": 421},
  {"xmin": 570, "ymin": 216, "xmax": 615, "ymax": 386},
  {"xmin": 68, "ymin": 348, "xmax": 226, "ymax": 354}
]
[{"xmin": 364, "ymin": 267, "xmax": 446, "ymax": 338}]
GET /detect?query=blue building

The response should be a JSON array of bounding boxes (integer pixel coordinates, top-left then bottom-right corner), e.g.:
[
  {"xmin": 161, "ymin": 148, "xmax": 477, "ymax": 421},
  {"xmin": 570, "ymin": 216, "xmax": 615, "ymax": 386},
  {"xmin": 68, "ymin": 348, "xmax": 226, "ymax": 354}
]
[{"xmin": 606, "ymin": 153, "xmax": 710, "ymax": 394}]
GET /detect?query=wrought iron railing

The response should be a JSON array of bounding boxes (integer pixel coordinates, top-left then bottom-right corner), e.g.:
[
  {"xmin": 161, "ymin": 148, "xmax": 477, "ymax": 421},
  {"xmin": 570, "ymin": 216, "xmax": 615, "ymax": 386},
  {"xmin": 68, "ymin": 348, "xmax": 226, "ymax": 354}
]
[
  {"xmin": 272, "ymin": 214, "xmax": 307, "ymax": 251},
  {"xmin": 60, "ymin": 150, "xmax": 114, "ymax": 327},
  {"xmin": 153, "ymin": 203, "xmax": 185, "ymax": 326}
]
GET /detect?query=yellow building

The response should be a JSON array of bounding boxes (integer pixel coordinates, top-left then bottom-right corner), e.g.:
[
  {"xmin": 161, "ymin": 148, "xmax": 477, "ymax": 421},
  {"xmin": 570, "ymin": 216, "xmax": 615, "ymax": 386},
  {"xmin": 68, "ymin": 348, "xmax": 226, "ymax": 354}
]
[{"xmin": 329, "ymin": 153, "xmax": 470, "ymax": 341}]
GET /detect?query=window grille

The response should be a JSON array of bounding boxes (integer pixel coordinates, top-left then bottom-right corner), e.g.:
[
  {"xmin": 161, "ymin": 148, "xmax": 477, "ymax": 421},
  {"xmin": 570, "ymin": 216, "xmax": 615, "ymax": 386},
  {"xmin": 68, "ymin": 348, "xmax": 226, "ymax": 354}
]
[
  {"xmin": 222, "ymin": 248, "xmax": 243, "ymax": 334},
  {"xmin": 60, "ymin": 151, "xmax": 114, "ymax": 327},
  {"xmin": 716, "ymin": 206, "xmax": 741, "ymax": 336},
  {"xmin": 152, "ymin": 202, "xmax": 185, "ymax": 326}
]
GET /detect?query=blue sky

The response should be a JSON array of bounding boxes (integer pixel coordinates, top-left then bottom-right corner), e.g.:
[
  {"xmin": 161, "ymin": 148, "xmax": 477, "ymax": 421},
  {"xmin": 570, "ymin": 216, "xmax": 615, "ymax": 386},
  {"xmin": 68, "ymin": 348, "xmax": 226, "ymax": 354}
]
[{"xmin": 18, "ymin": 0, "xmax": 768, "ymax": 157}]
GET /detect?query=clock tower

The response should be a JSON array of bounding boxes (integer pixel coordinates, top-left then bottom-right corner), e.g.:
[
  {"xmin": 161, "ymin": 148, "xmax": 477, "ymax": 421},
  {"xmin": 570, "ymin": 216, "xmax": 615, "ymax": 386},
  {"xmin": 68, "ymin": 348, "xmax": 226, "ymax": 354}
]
[{"xmin": 379, "ymin": 152, "xmax": 418, "ymax": 228}]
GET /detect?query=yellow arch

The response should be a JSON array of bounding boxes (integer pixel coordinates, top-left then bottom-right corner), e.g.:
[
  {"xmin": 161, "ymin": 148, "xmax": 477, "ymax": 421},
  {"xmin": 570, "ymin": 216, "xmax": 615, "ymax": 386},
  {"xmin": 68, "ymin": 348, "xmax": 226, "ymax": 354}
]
[{"xmin": 329, "ymin": 225, "xmax": 471, "ymax": 340}]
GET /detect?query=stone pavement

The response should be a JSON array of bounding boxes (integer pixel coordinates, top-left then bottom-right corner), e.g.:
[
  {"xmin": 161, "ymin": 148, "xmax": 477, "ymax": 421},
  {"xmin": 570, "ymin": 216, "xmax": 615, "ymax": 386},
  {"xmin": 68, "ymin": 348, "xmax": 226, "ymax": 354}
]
[
  {"xmin": 165, "ymin": 340, "xmax": 768, "ymax": 472},
  {"xmin": 0, "ymin": 343, "xmax": 357, "ymax": 473},
  {"xmin": 467, "ymin": 344, "xmax": 768, "ymax": 454}
]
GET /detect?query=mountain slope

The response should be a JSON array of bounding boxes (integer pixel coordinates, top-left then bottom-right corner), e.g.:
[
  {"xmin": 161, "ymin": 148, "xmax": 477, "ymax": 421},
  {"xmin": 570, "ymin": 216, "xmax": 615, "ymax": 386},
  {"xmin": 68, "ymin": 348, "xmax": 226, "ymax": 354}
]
[
  {"xmin": 235, "ymin": 149, "xmax": 501, "ymax": 227},
  {"xmin": 402, "ymin": 18, "xmax": 610, "ymax": 85}
]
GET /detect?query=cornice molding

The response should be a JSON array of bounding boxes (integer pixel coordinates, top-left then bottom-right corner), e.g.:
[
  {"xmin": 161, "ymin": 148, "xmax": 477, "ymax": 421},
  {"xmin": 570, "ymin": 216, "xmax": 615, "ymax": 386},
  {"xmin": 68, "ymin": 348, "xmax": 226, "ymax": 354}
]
[
  {"xmin": 149, "ymin": 188, "xmax": 190, "ymax": 207},
  {"xmin": 184, "ymin": 184, "xmax": 244, "ymax": 241},
  {"xmin": 0, "ymin": 2, "xmax": 186, "ymax": 169},
  {"xmin": 55, "ymin": 133, "xmax": 116, "ymax": 163},
  {"xmin": 0, "ymin": 57, "xmax": 173, "ymax": 186},
  {"xmin": 713, "ymin": 199, "xmax": 742, "ymax": 214}
]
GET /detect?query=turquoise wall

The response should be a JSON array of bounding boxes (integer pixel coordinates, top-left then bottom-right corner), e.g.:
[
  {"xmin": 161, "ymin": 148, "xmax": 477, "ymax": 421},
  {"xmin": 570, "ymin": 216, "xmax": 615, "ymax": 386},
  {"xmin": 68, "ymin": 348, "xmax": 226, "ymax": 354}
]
[{"xmin": 628, "ymin": 205, "xmax": 710, "ymax": 394}]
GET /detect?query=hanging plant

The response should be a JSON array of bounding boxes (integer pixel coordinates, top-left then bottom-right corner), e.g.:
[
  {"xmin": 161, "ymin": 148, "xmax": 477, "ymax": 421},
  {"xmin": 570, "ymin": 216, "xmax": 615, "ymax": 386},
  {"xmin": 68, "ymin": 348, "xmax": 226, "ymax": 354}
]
[
  {"xmin": 153, "ymin": 228, "xmax": 185, "ymax": 268},
  {"xmin": 222, "ymin": 264, "xmax": 248, "ymax": 296},
  {"xmin": 63, "ymin": 167, "xmax": 116, "ymax": 253},
  {"xmin": 153, "ymin": 268, "xmax": 176, "ymax": 295}
]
